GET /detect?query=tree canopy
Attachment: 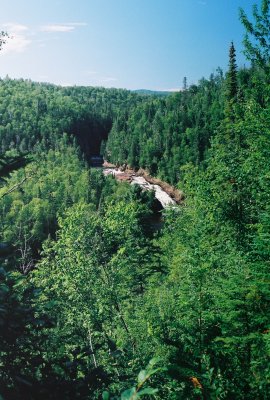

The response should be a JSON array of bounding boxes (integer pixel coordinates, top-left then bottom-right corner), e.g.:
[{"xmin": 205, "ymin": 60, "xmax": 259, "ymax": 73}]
[{"xmin": 0, "ymin": 1, "xmax": 270, "ymax": 399}]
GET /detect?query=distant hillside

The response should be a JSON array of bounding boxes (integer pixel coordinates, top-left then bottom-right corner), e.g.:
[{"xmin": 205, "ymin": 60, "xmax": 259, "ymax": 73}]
[{"xmin": 133, "ymin": 89, "xmax": 175, "ymax": 96}]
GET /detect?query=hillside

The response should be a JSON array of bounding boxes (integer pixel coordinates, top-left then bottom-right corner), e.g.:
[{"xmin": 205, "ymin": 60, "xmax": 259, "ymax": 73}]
[
  {"xmin": 133, "ymin": 89, "xmax": 173, "ymax": 96},
  {"xmin": 0, "ymin": 1, "xmax": 270, "ymax": 399}
]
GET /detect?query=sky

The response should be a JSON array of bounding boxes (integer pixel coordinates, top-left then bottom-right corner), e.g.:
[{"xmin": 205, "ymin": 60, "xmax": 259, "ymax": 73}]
[{"xmin": 0, "ymin": 0, "xmax": 258, "ymax": 91}]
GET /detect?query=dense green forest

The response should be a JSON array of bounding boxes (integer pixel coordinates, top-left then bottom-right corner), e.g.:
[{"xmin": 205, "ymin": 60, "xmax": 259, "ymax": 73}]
[{"xmin": 0, "ymin": 1, "xmax": 270, "ymax": 399}]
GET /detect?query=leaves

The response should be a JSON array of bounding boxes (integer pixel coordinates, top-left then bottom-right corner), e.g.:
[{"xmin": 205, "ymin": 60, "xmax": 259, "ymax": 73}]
[
  {"xmin": 102, "ymin": 391, "xmax": 110, "ymax": 400},
  {"xmin": 102, "ymin": 358, "xmax": 163, "ymax": 399},
  {"xmin": 121, "ymin": 387, "xmax": 137, "ymax": 400},
  {"xmin": 0, "ymin": 7, "xmax": 270, "ymax": 398}
]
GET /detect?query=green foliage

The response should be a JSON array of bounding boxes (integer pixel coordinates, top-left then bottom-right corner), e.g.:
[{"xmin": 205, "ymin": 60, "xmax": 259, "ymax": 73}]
[
  {"xmin": 119, "ymin": 360, "xmax": 160, "ymax": 399},
  {"xmin": 227, "ymin": 42, "xmax": 238, "ymax": 101},
  {"xmin": 1, "ymin": 2, "xmax": 270, "ymax": 398},
  {"xmin": 0, "ymin": 78, "xmax": 144, "ymax": 156},
  {"xmin": 239, "ymin": 0, "xmax": 270, "ymax": 72},
  {"xmin": 225, "ymin": 42, "xmax": 239, "ymax": 120},
  {"xmin": 0, "ymin": 141, "xmax": 93, "ymax": 272},
  {"xmin": 103, "ymin": 358, "xmax": 162, "ymax": 400},
  {"xmin": 105, "ymin": 71, "xmax": 225, "ymax": 184}
]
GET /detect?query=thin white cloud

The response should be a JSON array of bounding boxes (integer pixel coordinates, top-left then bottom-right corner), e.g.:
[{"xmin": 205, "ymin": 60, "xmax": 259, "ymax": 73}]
[
  {"xmin": 41, "ymin": 24, "xmax": 75, "ymax": 33},
  {"xmin": 0, "ymin": 20, "xmax": 87, "ymax": 55},
  {"xmin": 41, "ymin": 22, "xmax": 87, "ymax": 33},
  {"xmin": 1, "ymin": 22, "xmax": 31, "ymax": 54},
  {"xmin": 2, "ymin": 36, "xmax": 31, "ymax": 54},
  {"xmin": 4, "ymin": 23, "xmax": 29, "ymax": 32}
]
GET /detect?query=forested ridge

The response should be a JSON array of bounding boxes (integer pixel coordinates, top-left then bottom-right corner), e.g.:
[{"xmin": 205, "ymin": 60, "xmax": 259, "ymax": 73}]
[{"xmin": 0, "ymin": 1, "xmax": 270, "ymax": 399}]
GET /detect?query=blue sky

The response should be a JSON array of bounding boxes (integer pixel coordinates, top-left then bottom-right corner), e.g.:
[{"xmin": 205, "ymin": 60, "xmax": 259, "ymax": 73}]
[{"xmin": 0, "ymin": 0, "xmax": 257, "ymax": 90}]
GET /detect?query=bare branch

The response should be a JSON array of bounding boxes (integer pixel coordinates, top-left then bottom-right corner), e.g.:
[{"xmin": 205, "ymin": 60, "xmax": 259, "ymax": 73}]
[{"xmin": 0, "ymin": 175, "xmax": 29, "ymax": 198}]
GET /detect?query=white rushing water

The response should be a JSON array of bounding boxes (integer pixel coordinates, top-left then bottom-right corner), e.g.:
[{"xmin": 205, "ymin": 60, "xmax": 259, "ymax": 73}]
[{"xmin": 103, "ymin": 168, "xmax": 176, "ymax": 208}]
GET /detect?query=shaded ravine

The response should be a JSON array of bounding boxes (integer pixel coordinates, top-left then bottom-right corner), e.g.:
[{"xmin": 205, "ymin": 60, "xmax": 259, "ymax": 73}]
[{"xmin": 103, "ymin": 168, "xmax": 176, "ymax": 208}]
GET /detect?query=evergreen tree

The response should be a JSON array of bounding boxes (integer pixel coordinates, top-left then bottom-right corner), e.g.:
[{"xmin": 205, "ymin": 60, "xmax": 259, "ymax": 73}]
[
  {"xmin": 225, "ymin": 42, "xmax": 238, "ymax": 120},
  {"xmin": 227, "ymin": 42, "xmax": 238, "ymax": 101}
]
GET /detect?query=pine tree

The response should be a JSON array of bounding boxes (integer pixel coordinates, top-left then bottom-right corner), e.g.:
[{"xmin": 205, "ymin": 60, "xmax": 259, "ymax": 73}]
[
  {"xmin": 182, "ymin": 76, "xmax": 188, "ymax": 91},
  {"xmin": 225, "ymin": 42, "xmax": 238, "ymax": 121},
  {"xmin": 227, "ymin": 42, "xmax": 238, "ymax": 101}
]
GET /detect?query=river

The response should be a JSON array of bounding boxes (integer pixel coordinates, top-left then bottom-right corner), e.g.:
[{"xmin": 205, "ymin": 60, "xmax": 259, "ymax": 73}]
[{"xmin": 103, "ymin": 168, "xmax": 176, "ymax": 208}]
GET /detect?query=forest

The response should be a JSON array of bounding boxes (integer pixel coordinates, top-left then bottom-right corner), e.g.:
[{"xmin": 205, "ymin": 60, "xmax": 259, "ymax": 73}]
[{"xmin": 0, "ymin": 1, "xmax": 270, "ymax": 399}]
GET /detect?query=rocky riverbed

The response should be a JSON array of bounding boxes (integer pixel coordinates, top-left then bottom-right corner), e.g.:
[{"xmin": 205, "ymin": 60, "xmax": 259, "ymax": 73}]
[{"xmin": 103, "ymin": 167, "xmax": 181, "ymax": 208}]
